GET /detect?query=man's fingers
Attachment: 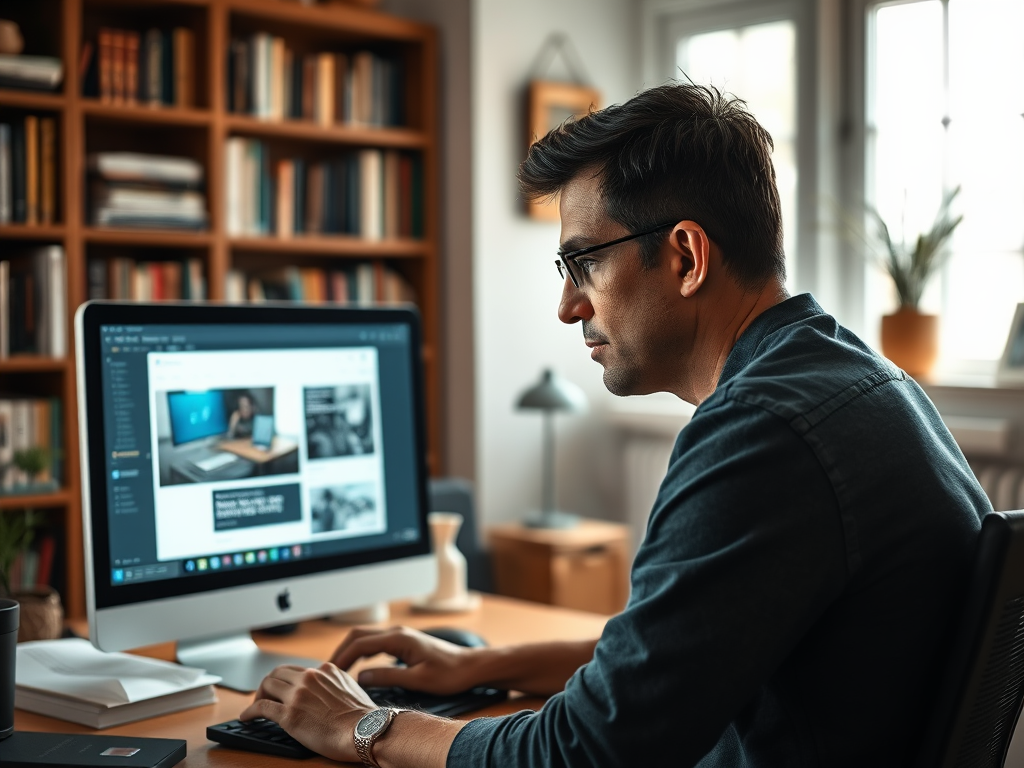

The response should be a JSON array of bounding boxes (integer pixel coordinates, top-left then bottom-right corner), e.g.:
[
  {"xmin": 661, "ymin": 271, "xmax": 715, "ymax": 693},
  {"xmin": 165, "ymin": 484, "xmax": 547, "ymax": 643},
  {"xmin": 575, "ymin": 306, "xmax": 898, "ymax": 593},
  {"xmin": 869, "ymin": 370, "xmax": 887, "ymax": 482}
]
[
  {"xmin": 330, "ymin": 626, "xmax": 394, "ymax": 666},
  {"xmin": 356, "ymin": 664, "xmax": 416, "ymax": 689},
  {"xmin": 240, "ymin": 696, "xmax": 285, "ymax": 723},
  {"xmin": 332, "ymin": 630, "xmax": 417, "ymax": 670}
]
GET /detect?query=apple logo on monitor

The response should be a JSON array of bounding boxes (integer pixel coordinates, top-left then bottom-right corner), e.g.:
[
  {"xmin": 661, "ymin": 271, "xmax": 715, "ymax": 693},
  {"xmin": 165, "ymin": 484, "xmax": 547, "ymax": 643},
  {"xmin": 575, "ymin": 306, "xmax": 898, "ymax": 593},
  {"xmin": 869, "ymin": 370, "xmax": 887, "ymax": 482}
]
[{"xmin": 277, "ymin": 589, "xmax": 291, "ymax": 612}]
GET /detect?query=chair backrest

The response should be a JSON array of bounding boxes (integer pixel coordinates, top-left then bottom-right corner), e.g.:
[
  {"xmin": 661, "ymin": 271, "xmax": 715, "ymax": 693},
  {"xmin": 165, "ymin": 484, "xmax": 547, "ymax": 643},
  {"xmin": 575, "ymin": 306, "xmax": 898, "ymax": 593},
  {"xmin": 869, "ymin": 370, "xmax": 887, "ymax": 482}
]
[
  {"xmin": 427, "ymin": 477, "xmax": 493, "ymax": 593},
  {"xmin": 916, "ymin": 510, "xmax": 1024, "ymax": 768}
]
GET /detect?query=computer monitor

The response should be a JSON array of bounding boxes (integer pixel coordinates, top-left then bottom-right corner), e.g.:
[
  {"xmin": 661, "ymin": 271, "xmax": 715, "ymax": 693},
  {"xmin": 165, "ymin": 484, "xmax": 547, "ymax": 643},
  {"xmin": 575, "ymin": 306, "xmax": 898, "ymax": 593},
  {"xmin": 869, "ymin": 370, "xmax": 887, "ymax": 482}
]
[{"xmin": 75, "ymin": 301, "xmax": 435, "ymax": 691}]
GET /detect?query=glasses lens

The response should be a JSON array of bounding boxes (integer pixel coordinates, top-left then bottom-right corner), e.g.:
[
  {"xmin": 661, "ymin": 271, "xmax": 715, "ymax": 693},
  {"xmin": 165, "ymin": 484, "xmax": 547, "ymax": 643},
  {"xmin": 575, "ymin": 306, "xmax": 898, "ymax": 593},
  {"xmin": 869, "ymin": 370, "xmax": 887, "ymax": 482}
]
[
  {"xmin": 557, "ymin": 260, "xmax": 581, "ymax": 286},
  {"xmin": 555, "ymin": 259, "xmax": 579, "ymax": 287}
]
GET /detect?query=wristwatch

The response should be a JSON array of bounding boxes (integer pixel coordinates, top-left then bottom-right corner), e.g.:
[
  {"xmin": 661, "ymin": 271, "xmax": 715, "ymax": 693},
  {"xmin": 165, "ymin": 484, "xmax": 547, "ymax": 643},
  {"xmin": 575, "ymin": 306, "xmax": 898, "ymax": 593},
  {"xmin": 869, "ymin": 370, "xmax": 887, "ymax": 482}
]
[{"xmin": 353, "ymin": 707, "xmax": 404, "ymax": 768}]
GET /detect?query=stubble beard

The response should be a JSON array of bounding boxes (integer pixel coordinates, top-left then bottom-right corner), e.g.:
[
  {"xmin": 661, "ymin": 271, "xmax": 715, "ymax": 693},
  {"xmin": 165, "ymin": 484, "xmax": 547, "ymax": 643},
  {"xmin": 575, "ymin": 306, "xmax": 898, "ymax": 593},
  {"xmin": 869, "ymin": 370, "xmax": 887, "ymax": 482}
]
[{"xmin": 601, "ymin": 354, "xmax": 645, "ymax": 396}]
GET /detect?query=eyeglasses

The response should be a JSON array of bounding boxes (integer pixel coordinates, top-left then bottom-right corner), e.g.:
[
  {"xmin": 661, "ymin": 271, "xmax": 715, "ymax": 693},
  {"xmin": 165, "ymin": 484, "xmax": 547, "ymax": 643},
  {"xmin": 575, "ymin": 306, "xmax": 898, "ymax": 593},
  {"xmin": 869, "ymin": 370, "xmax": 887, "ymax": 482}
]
[{"xmin": 555, "ymin": 222, "xmax": 676, "ymax": 288}]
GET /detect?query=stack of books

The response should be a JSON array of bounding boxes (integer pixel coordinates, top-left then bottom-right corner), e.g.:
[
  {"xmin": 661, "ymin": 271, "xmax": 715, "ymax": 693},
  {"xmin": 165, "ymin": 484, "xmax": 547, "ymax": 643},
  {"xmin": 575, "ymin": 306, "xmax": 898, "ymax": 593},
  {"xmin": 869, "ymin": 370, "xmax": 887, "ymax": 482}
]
[
  {"xmin": 0, "ymin": 115, "xmax": 59, "ymax": 225},
  {"xmin": 0, "ymin": 397, "xmax": 63, "ymax": 493},
  {"xmin": 227, "ymin": 35, "xmax": 402, "ymax": 127},
  {"xmin": 225, "ymin": 138, "xmax": 422, "ymax": 239},
  {"xmin": 226, "ymin": 262, "xmax": 415, "ymax": 306},
  {"xmin": 0, "ymin": 245, "xmax": 67, "ymax": 359},
  {"xmin": 88, "ymin": 152, "xmax": 207, "ymax": 230},
  {"xmin": 0, "ymin": 54, "xmax": 62, "ymax": 91},
  {"xmin": 81, "ymin": 27, "xmax": 195, "ymax": 107},
  {"xmin": 87, "ymin": 257, "xmax": 207, "ymax": 301},
  {"xmin": 15, "ymin": 638, "xmax": 220, "ymax": 729}
]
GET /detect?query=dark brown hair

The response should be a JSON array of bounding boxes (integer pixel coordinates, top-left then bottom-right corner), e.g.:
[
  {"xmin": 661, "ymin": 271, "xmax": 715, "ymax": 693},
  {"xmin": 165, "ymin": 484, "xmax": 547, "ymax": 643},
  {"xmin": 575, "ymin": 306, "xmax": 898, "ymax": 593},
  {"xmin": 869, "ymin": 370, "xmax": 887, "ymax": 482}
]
[{"xmin": 519, "ymin": 82, "xmax": 785, "ymax": 290}]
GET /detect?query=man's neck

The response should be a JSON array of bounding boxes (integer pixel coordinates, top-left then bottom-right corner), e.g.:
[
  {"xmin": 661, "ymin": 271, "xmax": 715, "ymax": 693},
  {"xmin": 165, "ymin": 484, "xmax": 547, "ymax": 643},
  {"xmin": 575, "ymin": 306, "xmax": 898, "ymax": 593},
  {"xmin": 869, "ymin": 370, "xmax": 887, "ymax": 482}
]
[{"xmin": 680, "ymin": 280, "xmax": 790, "ymax": 404}]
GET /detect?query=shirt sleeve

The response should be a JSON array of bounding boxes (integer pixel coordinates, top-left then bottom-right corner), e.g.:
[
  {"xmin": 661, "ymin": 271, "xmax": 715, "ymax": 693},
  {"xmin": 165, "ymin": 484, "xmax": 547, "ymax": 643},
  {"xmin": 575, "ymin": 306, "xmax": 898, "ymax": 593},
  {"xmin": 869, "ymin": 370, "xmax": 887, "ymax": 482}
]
[{"xmin": 447, "ymin": 401, "xmax": 849, "ymax": 768}]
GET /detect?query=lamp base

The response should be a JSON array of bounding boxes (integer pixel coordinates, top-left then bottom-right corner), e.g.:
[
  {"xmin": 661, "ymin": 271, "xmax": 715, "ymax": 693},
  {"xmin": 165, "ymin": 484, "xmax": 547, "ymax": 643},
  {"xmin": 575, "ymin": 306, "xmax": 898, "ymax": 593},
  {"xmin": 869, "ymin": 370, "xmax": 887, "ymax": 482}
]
[{"xmin": 523, "ymin": 510, "xmax": 580, "ymax": 529}]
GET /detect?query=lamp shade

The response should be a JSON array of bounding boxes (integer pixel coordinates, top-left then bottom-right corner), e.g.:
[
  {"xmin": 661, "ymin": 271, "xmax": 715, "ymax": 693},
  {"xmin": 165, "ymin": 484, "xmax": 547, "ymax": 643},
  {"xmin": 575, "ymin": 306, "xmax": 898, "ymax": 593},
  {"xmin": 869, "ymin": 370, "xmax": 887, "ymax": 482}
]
[{"xmin": 516, "ymin": 369, "xmax": 588, "ymax": 412}]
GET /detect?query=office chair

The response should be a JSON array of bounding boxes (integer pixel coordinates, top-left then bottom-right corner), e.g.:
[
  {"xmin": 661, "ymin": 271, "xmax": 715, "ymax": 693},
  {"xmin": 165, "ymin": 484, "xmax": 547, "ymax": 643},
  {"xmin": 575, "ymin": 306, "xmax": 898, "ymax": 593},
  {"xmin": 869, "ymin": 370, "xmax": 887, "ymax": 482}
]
[
  {"xmin": 427, "ymin": 477, "xmax": 493, "ymax": 593},
  {"xmin": 916, "ymin": 510, "xmax": 1024, "ymax": 768}
]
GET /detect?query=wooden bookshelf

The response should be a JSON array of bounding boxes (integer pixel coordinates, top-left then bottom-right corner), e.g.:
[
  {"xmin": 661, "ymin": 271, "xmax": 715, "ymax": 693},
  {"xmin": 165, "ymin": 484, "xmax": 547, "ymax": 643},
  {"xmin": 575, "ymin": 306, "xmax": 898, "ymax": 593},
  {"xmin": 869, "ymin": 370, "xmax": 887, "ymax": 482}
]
[{"xmin": 0, "ymin": 0, "xmax": 440, "ymax": 620}]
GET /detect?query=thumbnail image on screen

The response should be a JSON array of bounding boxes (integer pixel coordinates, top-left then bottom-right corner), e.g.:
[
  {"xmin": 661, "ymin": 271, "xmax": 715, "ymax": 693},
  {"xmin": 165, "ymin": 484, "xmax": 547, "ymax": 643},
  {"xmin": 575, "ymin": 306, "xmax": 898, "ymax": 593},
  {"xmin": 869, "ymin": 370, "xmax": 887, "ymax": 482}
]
[
  {"xmin": 305, "ymin": 385, "xmax": 375, "ymax": 459},
  {"xmin": 309, "ymin": 481, "xmax": 380, "ymax": 535},
  {"xmin": 157, "ymin": 387, "xmax": 299, "ymax": 486}
]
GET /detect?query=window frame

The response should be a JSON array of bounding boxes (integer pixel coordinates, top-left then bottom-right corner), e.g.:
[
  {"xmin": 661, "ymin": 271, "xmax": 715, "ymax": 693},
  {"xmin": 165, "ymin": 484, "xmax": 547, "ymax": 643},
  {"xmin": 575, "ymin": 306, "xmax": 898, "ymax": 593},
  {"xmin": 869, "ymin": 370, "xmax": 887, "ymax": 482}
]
[{"xmin": 640, "ymin": 0, "xmax": 850, "ymax": 327}]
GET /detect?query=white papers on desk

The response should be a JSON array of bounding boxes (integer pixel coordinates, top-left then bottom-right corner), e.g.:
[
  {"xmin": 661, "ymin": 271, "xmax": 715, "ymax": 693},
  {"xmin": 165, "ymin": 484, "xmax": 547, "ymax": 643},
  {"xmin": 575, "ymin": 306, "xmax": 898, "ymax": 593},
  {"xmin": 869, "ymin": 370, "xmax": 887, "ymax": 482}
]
[{"xmin": 15, "ymin": 638, "xmax": 221, "ymax": 729}]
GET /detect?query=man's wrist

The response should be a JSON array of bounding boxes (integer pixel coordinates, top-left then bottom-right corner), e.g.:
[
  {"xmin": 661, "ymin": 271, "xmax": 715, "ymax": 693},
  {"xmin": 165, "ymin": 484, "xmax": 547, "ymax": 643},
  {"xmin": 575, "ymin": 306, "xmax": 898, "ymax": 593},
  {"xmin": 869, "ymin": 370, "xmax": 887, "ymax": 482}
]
[{"xmin": 372, "ymin": 710, "xmax": 468, "ymax": 768}]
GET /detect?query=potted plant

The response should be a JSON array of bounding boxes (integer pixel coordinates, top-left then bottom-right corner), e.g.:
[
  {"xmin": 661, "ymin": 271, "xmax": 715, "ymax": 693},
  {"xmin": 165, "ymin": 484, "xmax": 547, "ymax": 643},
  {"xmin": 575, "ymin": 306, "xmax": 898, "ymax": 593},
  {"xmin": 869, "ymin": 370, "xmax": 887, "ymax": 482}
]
[
  {"xmin": 861, "ymin": 186, "xmax": 963, "ymax": 377},
  {"xmin": 0, "ymin": 508, "xmax": 62, "ymax": 642}
]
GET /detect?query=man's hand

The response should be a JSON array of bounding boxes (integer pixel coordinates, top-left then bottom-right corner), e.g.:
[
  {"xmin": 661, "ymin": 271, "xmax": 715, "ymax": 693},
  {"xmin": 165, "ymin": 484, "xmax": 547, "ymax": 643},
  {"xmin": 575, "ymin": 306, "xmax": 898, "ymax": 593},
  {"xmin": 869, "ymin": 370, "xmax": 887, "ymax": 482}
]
[
  {"xmin": 240, "ymin": 662, "xmax": 375, "ymax": 763},
  {"xmin": 331, "ymin": 626, "xmax": 484, "ymax": 694}
]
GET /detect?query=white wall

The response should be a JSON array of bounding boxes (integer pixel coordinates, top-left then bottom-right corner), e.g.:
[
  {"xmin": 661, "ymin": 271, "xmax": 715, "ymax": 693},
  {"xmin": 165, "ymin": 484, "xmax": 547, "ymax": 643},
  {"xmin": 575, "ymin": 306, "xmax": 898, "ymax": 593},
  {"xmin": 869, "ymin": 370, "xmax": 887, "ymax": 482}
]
[
  {"xmin": 472, "ymin": 0, "xmax": 643, "ymax": 526},
  {"xmin": 378, "ymin": 0, "xmax": 476, "ymax": 481}
]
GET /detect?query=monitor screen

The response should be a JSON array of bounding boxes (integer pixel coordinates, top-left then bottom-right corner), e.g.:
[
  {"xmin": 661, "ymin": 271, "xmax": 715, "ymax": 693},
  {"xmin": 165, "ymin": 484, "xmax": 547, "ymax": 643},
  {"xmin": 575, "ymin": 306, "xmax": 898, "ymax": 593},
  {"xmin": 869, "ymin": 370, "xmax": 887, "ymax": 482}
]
[
  {"xmin": 166, "ymin": 390, "xmax": 229, "ymax": 446},
  {"xmin": 76, "ymin": 302, "xmax": 434, "ymax": 686}
]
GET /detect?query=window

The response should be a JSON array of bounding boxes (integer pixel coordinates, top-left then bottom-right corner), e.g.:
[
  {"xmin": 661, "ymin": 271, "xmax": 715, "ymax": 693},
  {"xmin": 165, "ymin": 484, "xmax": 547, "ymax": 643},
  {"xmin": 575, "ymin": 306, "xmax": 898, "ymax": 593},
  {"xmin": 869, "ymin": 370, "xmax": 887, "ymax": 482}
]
[
  {"xmin": 676, "ymin": 21, "xmax": 798, "ymax": 292},
  {"xmin": 866, "ymin": 0, "xmax": 1024, "ymax": 367}
]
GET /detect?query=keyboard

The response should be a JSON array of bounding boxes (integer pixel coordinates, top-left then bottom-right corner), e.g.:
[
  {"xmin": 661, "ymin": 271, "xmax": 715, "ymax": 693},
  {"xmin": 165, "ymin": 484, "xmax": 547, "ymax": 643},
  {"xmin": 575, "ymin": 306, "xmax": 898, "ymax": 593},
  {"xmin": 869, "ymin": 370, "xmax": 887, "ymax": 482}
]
[
  {"xmin": 207, "ymin": 685, "xmax": 508, "ymax": 758},
  {"xmin": 193, "ymin": 452, "xmax": 237, "ymax": 472}
]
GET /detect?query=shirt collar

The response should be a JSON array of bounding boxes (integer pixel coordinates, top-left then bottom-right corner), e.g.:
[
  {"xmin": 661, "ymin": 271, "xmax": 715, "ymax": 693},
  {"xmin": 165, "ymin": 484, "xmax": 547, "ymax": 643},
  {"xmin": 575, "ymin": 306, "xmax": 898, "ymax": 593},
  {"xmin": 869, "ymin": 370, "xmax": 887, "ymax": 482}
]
[{"xmin": 716, "ymin": 293, "xmax": 825, "ymax": 387}]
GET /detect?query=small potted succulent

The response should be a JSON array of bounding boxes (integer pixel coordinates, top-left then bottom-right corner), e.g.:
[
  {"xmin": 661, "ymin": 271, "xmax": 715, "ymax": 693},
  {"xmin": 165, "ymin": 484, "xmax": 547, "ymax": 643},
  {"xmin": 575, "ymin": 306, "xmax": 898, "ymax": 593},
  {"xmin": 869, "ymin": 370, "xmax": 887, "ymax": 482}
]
[
  {"xmin": 866, "ymin": 186, "xmax": 963, "ymax": 377},
  {"xmin": 0, "ymin": 509, "xmax": 63, "ymax": 642}
]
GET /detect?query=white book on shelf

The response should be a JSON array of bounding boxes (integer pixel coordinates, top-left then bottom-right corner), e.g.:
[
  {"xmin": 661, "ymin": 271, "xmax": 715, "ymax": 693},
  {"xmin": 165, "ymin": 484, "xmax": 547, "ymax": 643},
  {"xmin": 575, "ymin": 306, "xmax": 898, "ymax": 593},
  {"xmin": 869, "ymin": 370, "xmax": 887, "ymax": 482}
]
[
  {"xmin": 87, "ymin": 153, "xmax": 204, "ymax": 185},
  {"xmin": 0, "ymin": 54, "xmax": 62, "ymax": 89},
  {"xmin": 15, "ymin": 638, "xmax": 220, "ymax": 730},
  {"xmin": 98, "ymin": 188, "xmax": 206, "ymax": 214},
  {"xmin": 225, "ymin": 137, "xmax": 245, "ymax": 235},
  {"xmin": 225, "ymin": 269, "xmax": 245, "ymax": 303},
  {"xmin": 45, "ymin": 245, "xmax": 66, "ymax": 358},
  {"xmin": 356, "ymin": 262, "xmax": 376, "ymax": 307},
  {"xmin": 359, "ymin": 149, "xmax": 382, "ymax": 241}
]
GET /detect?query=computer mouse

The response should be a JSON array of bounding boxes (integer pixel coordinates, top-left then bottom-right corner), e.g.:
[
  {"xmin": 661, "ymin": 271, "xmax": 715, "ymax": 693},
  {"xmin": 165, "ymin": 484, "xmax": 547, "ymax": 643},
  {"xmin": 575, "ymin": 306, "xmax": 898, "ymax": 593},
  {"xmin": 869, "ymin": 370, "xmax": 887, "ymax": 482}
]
[{"xmin": 421, "ymin": 627, "xmax": 488, "ymax": 648}]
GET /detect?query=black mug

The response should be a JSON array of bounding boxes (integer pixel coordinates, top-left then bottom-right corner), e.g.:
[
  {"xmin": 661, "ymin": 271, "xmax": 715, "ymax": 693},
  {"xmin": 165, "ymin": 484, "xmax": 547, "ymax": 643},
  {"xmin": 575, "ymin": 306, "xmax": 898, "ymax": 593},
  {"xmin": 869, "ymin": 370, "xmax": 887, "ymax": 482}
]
[{"xmin": 0, "ymin": 599, "xmax": 17, "ymax": 740}]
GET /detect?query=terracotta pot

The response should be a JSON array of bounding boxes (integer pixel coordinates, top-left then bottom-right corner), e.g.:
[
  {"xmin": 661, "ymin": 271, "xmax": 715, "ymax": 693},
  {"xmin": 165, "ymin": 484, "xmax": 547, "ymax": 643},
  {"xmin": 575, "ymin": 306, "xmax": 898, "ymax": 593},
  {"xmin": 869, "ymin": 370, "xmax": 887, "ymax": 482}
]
[
  {"xmin": 0, "ymin": 20, "xmax": 23, "ymax": 56},
  {"xmin": 880, "ymin": 307, "xmax": 939, "ymax": 378},
  {"xmin": 14, "ymin": 586, "xmax": 63, "ymax": 642}
]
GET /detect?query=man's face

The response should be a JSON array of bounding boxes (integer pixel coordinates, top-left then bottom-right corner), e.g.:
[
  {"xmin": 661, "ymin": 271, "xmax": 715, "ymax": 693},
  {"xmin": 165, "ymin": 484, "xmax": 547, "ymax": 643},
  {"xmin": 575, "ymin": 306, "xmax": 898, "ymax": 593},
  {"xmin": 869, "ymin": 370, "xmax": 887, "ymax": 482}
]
[{"xmin": 557, "ymin": 173, "xmax": 687, "ymax": 396}]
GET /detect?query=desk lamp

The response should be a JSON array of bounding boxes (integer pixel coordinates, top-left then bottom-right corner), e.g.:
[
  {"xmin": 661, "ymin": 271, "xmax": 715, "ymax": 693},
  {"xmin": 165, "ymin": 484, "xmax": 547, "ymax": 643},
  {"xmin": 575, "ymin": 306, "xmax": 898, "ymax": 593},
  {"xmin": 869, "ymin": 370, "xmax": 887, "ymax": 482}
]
[{"xmin": 516, "ymin": 368, "xmax": 588, "ymax": 529}]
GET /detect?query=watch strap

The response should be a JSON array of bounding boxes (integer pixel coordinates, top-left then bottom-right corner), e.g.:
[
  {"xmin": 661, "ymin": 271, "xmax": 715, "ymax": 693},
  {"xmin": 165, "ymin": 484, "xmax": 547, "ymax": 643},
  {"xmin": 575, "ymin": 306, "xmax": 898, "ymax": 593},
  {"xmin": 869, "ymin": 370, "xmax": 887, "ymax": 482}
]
[{"xmin": 354, "ymin": 708, "xmax": 404, "ymax": 768}]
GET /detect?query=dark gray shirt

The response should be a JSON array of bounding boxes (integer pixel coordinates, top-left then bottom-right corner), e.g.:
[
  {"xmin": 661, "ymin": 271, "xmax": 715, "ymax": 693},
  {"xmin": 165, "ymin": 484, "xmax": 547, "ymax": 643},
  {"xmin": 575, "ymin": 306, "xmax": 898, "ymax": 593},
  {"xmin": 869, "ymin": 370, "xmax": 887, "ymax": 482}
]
[{"xmin": 448, "ymin": 294, "xmax": 990, "ymax": 768}]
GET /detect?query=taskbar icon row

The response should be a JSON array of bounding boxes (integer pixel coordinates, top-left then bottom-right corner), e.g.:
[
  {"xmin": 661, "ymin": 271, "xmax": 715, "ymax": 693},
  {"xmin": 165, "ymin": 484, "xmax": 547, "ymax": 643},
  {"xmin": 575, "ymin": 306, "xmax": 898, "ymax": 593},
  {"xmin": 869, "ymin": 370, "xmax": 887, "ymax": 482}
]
[{"xmin": 183, "ymin": 544, "xmax": 308, "ymax": 574}]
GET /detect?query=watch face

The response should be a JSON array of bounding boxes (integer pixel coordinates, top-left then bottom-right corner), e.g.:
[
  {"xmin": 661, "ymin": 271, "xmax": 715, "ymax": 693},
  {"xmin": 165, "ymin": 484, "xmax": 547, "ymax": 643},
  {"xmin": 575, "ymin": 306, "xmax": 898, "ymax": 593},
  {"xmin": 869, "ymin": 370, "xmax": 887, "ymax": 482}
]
[{"xmin": 356, "ymin": 709, "xmax": 390, "ymax": 738}]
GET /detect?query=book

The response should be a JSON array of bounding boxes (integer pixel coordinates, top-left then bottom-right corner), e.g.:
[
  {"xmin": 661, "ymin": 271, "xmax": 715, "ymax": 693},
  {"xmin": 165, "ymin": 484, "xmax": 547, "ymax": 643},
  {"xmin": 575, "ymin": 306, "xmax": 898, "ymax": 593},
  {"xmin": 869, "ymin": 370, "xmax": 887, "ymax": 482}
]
[
  {"xmin": 40, "ymin": 117, "xmax": 55, "ymax": 224},
  {"xmin": 110, "ymin": 29, "xmax": 125, "ymax": 104},
  {"xmin": 125, "ymin": 32, "xmax": 139, "ymax": 105},
  {"xmin": 0, "ymin": 55, "xmax": 62, "ymax": 92},
  {"xmin": 0, "ymin": 260, "xmax": 8, "ymax": 358},
  {"xmin": 0, "ymin": 731, "xmax": 185, "ymax": 767},
  {"xmin": 0, "ymin": 123, "xmax": 9, "ymax": 223},
  {"xmin": 11, "ymin": 118, "xmax": 24, "ymax": 222},
  {"xmin": 173, "ymin": 27, "xmax": 193, "ymax": 108},
  {"xmin": 144, "ymin": 28, "xmax": 162, "ymax": 105},
  {"xmin": 87, "ymin": 152, "xmax": 203, "ymax": 185},
  {"xmin": 24, "ymin": 114, "xmax": 37, "ymax": 224},
  {"xmin": 15, "ymin": 637, "xmax": 220, "ymax": 729}
]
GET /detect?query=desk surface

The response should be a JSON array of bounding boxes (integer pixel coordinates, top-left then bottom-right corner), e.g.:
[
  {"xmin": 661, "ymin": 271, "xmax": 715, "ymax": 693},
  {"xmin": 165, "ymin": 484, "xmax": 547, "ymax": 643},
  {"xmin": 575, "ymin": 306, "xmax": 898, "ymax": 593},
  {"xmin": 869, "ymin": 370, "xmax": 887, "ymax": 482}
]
[{"xmin": 14, "ymin": 595, "xmax": 607, "ymax": 767}]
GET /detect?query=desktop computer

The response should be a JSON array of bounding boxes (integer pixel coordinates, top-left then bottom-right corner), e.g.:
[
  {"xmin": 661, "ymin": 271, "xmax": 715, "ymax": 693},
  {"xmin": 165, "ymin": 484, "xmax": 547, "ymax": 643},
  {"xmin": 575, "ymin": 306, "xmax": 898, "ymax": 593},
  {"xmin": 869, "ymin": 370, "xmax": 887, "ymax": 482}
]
[{"xmin": 75, "ymin": 301, "xmax": 436, "ymax": 692}]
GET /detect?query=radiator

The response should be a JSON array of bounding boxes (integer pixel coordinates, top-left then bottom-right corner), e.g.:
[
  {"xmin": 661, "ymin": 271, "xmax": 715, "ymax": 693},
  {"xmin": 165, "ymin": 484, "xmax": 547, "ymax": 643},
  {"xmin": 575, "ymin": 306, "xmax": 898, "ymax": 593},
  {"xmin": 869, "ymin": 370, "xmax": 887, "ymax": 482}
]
[
  {"xmin": 623, "ymin": 434, "xmax": 676, "ymax": 550},
  {"xmin": 969, "ymin": 459, "xmax": 1024, "ymax": 512}
]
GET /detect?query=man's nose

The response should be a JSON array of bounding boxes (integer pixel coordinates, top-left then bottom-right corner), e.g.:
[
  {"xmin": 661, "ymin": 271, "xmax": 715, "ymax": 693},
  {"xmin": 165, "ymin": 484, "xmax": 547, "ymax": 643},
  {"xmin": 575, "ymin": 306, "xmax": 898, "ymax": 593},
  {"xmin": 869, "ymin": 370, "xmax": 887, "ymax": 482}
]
[{"xmin": 558, "ymin": 278, "xmax": 594, "ymax": 325}]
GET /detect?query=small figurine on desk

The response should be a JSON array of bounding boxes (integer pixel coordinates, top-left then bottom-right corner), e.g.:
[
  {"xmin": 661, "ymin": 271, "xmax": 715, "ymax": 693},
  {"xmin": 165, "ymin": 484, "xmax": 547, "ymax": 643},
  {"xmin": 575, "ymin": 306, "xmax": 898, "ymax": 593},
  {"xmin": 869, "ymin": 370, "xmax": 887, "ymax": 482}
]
[{"xmin": 413, "ymin": 512, "xmax": 480, "ymax": 612}]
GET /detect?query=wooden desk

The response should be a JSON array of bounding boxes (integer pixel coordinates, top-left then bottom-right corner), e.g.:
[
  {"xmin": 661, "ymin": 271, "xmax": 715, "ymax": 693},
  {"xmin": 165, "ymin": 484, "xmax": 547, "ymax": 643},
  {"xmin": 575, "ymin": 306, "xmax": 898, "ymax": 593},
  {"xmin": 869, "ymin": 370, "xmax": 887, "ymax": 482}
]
[{"xmin": 13, "ymin": 595, "xmax": 607, "ymax": 767}]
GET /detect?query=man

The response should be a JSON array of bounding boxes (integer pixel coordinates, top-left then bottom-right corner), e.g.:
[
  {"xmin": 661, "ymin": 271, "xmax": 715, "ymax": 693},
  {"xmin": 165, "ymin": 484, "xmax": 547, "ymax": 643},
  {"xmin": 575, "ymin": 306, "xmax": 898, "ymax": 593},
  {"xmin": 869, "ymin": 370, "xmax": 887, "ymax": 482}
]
[{"xmin": 241, "ymin": 83, "xmax": 991, "ymax": 767}]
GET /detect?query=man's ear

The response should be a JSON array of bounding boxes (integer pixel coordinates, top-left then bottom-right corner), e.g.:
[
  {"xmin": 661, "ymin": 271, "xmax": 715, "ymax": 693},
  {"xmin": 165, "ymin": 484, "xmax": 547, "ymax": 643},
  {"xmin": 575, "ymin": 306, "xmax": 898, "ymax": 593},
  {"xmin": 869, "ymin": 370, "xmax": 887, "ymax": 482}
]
[{"xmin": 668, "ymin": 221, "xmax": 710, "ymax": 298}]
